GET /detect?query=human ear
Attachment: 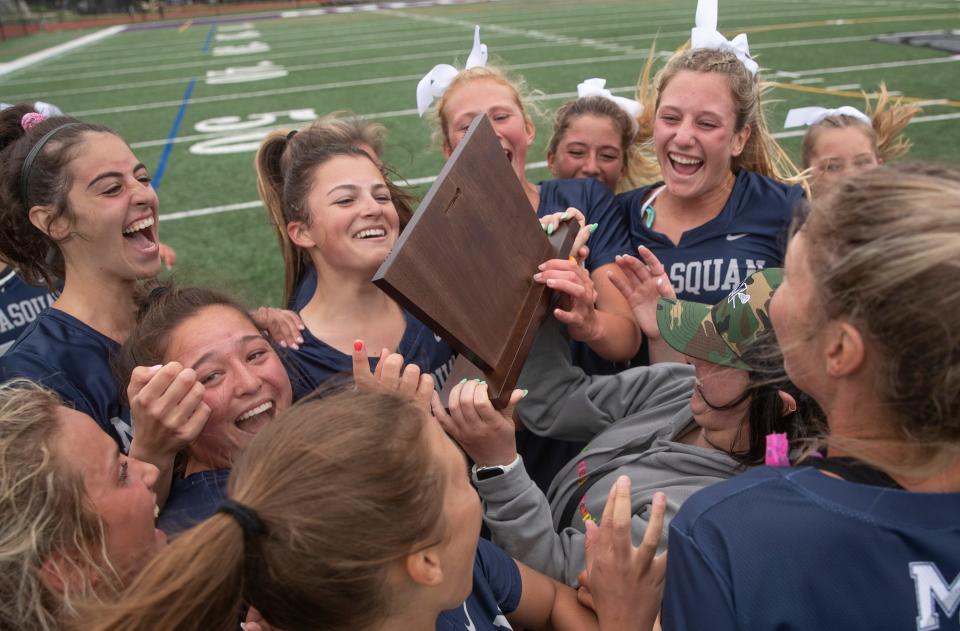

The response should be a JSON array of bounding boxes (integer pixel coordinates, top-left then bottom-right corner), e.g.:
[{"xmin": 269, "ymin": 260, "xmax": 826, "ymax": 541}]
[
  {"xmin": 824, "ymin": 321, "xmax": 865, "ymax": 378},
  {"xmin": 546, "ymin": 150, "xmax": 558, "ymax": 177},
  {"xmin": 39, "ymin": 552, "xmax": 99, "ymax": 595},
  {"xmin": 28, "ymin": 205, "xmax": 70, "ymax": 241},
  {"xmin": 525, "ymin": 118, "xmax": 536, "ymax": 147},
  {"xmin": 777, "ymin": 390, "xmax": 798, "ymax": 416},
  {"xmin": 442, "ymin": 142, "xmax": 453, "ymax": 160},
  {"xmin": 731, "ymin": 124, "xmax": 752, "ymax": 158},
  {"xmin": 287, "ymin": 221, "xmax": 317, "ymax": 250},
  {"xmin": 404, "ymin": 544, "xmax": 444, "ymax": 588}
]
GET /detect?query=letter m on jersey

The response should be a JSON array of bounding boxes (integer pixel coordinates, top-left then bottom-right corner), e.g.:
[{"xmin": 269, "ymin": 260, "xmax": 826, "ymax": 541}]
[{"xmin": 911, "ymin": 562, "xmax": 960, "ymax": 630}]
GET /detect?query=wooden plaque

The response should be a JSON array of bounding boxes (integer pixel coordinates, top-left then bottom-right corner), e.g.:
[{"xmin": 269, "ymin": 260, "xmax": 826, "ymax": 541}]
[{"xmin": 373, "ymin": 114, "xmax": 577, "ymax": 408}]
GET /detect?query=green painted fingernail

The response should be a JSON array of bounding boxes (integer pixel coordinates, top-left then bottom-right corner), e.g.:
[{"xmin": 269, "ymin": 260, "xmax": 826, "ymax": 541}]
[
  {"xmin": 560, "ymin": 211, "xmax": 569, "ymax": 220},
  {"xmin": 458, "ymin": 378, "xmax": 467, "ymax": 385},
  {"xmin": 522, "ymin": 389, "xmax": 529, "ymax": 397},
  {"xmin": 478, "ymin": 380, "xmax": 487, "ymax": 385},
  {"xmin": 541, "ymin": 223, "xmax": 547, "ymax": 231},
  {"xmin": 588, "ymin": 223, "xmax": 599, "ymax": 233},
  {"xmin": 547, "ymin": 224, "xmax": 555, "ymax": 236}
]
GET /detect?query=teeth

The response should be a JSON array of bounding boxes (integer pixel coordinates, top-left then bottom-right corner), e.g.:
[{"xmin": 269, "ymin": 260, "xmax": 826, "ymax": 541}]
[
  {"xmin": 154, "ymin": 504, "xmax": 160, "ymax": 519},
  {"xmin": 669, "ymin": 153, "xmax": 703, "ymax": 166},
  {"xmin": 123, "ymin": 216, "xmax": 155, "ymax": 234},
  {"xmin": 354, "ymin": 228, "xmax": 386, "ymax": 239},
  {"xmin": 236, "ymin": 401, "xmax": 272, "ymax": 422}
]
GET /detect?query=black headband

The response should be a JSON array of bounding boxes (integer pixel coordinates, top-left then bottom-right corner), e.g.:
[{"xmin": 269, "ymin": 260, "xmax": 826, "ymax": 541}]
[
  {"xmin": 19, "ymin": 122, "xmax": 81, "ymax": 209},
  {"xmin": 218, "ymin": 499, "xmax": 266, "ymax": 541}
]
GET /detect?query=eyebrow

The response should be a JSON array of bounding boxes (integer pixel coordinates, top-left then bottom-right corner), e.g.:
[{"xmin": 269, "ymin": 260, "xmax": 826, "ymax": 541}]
[
  {"xmin": 190, "ymin": 335, "xmax": 266, "ymax": 370},
  {"xmin": 328, "ymin": 183, "xmax": 359, "ymax": 196},
  {"xmin": 86, "ymin": 163, "xmax": 147, "ymax": 190}
]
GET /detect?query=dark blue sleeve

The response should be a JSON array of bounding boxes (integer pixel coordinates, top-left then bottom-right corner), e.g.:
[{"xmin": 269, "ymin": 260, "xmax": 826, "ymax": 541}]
[
  {"xmin": 661, "ymin": 522, "xmax": 738, "ymax": 631},
  {"xmin": 289, "ymin": 265, "xmax": 317, "ymax": 311},
  {"xmin": 582, "ymin": 180, "xmax": 631, "ymax": 271},
  {"xmin": 476, "ymin": 539, "xmax": 523, "ymax": 615},
  {"xmin": 0, "ymin": 351, "xmax": 95, "ymax": 418}
]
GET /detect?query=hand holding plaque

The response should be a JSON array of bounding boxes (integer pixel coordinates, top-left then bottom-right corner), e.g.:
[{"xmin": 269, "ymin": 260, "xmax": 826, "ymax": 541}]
[{"xmin": 373, "ymin": 114, "xmax": 578, "ymax": 408}]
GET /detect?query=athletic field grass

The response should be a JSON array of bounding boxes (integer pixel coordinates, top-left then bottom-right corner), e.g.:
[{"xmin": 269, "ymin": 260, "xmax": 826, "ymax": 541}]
[{"xmin": 1, "ymin": 0, "xmax": 958, "ymax": 307}]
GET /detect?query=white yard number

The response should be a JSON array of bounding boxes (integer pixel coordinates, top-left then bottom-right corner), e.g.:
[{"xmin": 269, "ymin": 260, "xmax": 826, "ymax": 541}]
[
  {"xmin": 190, "ymin": 109, "xmax": 319, "ymax": 155},
  {"xmin": 206, "ymin": 61, "xmax": 288, "ymax": 85}
]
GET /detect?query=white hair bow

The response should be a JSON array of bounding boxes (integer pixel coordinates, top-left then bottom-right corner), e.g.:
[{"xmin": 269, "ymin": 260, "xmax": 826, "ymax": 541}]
[
  {"xmin": 784, "ymin": 106, "xmax": 871, "ymax": 128},
  {"xmin": 416, "ymin": 25, "xmax": 488, "ymax": 117},
  {"xmin": 690, "ymin": 0, "xmax": 758, "ymax": 76},
  {"xmin": 576, "ymin": 78, "xmax": 644, "ymax": 125},
  {"xmin": 0, "ymin": 100, "xmax": 64, "ymax": 116}
]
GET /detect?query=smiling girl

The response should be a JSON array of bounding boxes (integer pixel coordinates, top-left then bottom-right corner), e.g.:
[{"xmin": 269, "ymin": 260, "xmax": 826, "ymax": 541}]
[
  {"xmin": 615, "ymin": 4, "xmax": 803, "ymax": 306},
  {"xmin": 257, "ymin": 137, "xmax": 454, "ymax": 390},
  {"xmin": 0, "ymin": 105, "xmax": 162, "ymax": 452}
]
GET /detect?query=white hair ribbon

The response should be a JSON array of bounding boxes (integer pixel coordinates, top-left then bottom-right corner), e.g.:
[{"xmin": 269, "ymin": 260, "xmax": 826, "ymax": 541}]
[
  {"xmin": 690, "ymin": 0, "xmax": 759, "ymax": 76},
  {"xmin": 416, "ymin": 25, "xmax": 488, "ymax": 117},
  {"xmin": 783, "ymin": 106, "xmax": 871, "ymax": 129},
  {"xmin": 0, "ymin": 101, "xmax": 63, "ymax": 117},
  {"xmin": 576, "ymin": 78, "xmax": 644, "ymax": 121}
]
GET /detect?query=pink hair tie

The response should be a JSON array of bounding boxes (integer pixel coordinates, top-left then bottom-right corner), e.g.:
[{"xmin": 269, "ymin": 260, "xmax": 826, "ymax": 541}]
[
  {"xmin": 765, "ymin": 432, "xmax": 791, "ymax": 467},
  {"xmin": 21, "ymin": 112, "xmax": 45, "ymax": 132}
]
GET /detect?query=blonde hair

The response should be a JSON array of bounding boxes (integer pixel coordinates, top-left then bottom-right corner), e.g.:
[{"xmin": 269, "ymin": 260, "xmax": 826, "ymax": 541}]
[
  {"xmin": 432, "ymin": 65, "xmax": 540, "ymax": 153},
  {"xmin": 0, "ymin": 380, "xmax": 114, "ymax": 631},
  {"xmin": 800, "ymin": 83, "xmax": 921, "ymax": 168},
  {"xmin": 636, "ymin": 47, "xmax": 800, "ymax": 183},
  {"xmin": 83, "ymin": 390, "xmax": 448, "ymax": 631},
  {"xmin": 802, "ymin": 164, "xmax": 960, "ymax": 474}
]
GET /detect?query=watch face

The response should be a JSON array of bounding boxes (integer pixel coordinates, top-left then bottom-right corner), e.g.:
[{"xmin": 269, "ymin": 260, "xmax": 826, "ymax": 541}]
[{"xmin": 475, "ymin": 466, "xmax": 505, "ymax": 481}]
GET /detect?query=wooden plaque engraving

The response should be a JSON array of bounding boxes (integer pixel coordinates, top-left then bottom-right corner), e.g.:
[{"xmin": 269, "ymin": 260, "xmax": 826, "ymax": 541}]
[{"xmin": 373, "ymin": 113, "xmax": 577, "ymax": 408}]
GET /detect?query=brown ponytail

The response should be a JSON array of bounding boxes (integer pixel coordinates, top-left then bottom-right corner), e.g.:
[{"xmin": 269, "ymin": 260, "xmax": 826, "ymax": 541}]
[{"xmin": 82, "ymin": 390, "xmax": 446, "ymax": 631}]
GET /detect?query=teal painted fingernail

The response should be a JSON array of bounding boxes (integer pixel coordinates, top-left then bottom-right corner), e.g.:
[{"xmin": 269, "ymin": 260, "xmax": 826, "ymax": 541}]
[
  {"xmin": 541, "ymin": 223, "xmax": 547, "ymax": 231},
  {"xmin": 458, "ymin": 378, "xmax": 467, "ymax": 385},
  {"xmin": 547, "ymin": 224, "xmax": 555, "ymax": 236},
  {"xmin": 522, "ymin": 389, "xmax": 529, "ymax": 397},
  {"xmin": 588, "ymin": 223, "xmax": 599, "ymax": 233},
  {"xmin": 478, "ymin": 380, "xmax": 487, "ymax": 385},
  {"xmin": 560, "ymin": 211, "xmax": 569, "ymax": 220}
]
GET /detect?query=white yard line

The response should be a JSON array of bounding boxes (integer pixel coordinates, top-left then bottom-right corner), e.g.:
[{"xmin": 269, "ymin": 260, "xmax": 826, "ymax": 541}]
[
  {"xmin": 0, "ymin": 25, "xmax": 125, "ymax": 77},
  {"xmin": 159, "ymin": 111, "xmax": 960, "ymax": 222}
]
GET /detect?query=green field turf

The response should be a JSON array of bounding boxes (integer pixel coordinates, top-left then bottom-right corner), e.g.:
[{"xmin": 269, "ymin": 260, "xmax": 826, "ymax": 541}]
[{"xmin": 1, "ymin": 0, "xmax": 958, "ymax": 307}]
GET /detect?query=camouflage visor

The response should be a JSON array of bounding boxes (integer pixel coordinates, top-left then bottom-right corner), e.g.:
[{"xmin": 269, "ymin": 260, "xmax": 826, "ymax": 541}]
[{"xmin": 655, "ymin": 267, "xmax": 783, "ymax": 370}]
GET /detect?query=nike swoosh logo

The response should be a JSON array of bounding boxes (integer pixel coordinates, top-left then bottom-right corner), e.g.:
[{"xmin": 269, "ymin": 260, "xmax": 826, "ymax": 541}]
[
  {"xmin": 463, "ymin": 603, "xmax": 476, "ymax": 631},
  {"xmin": 726, "ymin": 233, "xmax": 749, "ymax": 241}
]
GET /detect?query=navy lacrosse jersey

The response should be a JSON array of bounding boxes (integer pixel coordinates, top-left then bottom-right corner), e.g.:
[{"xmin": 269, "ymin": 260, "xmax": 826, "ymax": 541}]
[
  {"xmin": 289, "ymin": 265, "xmax": 316, "ymax": 311},
  {"xmin": 538, "ymin": 178, "xmax": 631, "ymax": 272},
  {"xmin": 436, "ymin": 538, "xmax": 522, "ymax": 630},
  {"xmin": 618, "ymin": 170, "xmax": 803, "ymax": 305},
  {"xmin": 0, "ymin": 308, "xmax": 132, "ymax": 450},
  {"xmin": 662, "ymin": 466, "xmax": 960, "ymax": 631},
  {"xmin": 286, "ymin": 310, "xmax": 456, "ymax": 392},
  {"xmin": 0, "ymin": 269, "xmax": 58, "ymax": 356},
  {"xmin": 157, "ymin": 468, "xmax": 229, "ymax": 537}
]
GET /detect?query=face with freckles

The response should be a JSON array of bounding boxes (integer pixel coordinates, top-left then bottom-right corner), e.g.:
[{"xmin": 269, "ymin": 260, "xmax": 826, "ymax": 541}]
[
  {"xmin": 164, "ymin": 305, "xmax": 293, "ymax": 473},
  {"xmin": 654, "ymin": 71, "xmax": 750, "ymax": 201},
  {"xmin": 44, "ymin": 132, "xmax": 161, "ymax": 282},
  {"xmin": 441, "ymin": 77, "xmax": 535, "ymax": 185}
]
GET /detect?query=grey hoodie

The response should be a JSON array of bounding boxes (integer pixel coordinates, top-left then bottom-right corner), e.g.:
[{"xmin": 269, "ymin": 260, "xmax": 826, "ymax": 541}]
[{"xmin": 476, "ymin": 318, "xmax": 742, "ymax": 585}]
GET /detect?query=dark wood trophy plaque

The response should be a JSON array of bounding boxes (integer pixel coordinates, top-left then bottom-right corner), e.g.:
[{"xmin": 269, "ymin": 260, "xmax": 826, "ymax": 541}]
[{"xmin": 373, "ymin": 113, "xmax": 577, "ymax": 408}]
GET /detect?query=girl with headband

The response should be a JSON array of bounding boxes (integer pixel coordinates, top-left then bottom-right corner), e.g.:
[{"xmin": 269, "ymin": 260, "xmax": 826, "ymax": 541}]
[
  {"xmin": 609, "ymin": 0, "xmax": 804, "ymax": 308},
  {"xmin": 785, "ymin": 83, "xmax": 920, "ymax": 196},
  {"xmin": 0, "ymin": 104, "xmax": 298, "ymax": 506},
  {"xmin": 545, "ymin": 76, "xmax": 660, "ymax": 194},
  {"xmin": 256, "ymin": 137, "xmax": 455, "ymax": 390},
  {"xmin": 84, "ymin": 389, "xmax": 601, "ymax": 631}
]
